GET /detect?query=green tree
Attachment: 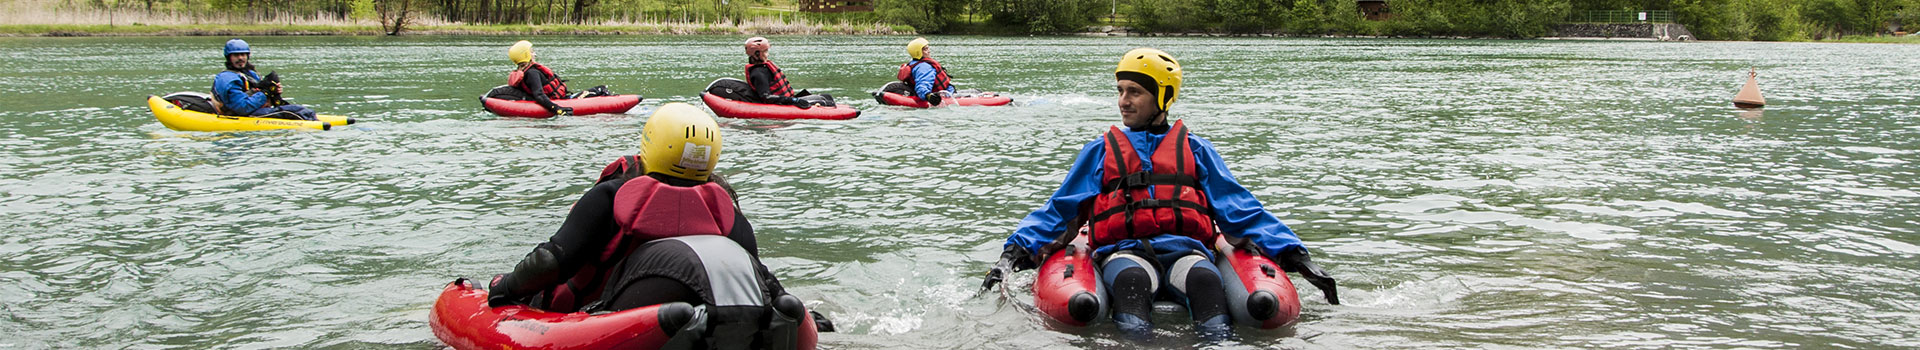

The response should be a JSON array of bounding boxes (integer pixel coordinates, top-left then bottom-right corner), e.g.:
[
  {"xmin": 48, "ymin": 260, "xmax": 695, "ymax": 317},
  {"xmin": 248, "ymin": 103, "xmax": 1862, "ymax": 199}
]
[
  {"xmin": 1287, "ymin": 0, "xmax": 1323, "ymax": 33},
  {"xmin": 877, "ymin": 0, "xmax": 958, "ymax": 32}
]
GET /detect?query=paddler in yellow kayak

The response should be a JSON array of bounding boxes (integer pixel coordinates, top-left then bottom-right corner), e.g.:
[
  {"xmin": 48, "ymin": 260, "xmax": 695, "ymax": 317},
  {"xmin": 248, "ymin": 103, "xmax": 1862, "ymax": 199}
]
[{"xmin": 213, "ymin": 39, "xmax": 317, "ymax": 120}]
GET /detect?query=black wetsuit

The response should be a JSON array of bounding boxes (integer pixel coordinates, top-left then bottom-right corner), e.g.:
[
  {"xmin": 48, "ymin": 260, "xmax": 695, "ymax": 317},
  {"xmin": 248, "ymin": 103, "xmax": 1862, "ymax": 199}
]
[
  {"xmin": 515, "ymin": 67, "xmax": 565, "ymax": 114},
  {"xmin": 747, "ymin": 64, "xmax": 795, "ymax": 105},
  {"xmin": 488, "ymin": 176, "xmax": 785, "ymax": 310}
]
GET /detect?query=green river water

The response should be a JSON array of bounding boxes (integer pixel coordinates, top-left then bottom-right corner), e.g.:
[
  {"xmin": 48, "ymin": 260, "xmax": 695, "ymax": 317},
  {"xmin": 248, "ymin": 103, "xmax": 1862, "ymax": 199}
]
[{"xmin": 0, "ymin": 35, "xmax": 1916, "ymax": 349}]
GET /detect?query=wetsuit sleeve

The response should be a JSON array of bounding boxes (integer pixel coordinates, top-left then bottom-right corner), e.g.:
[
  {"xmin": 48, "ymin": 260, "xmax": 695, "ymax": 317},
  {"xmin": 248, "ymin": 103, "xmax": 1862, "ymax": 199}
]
[
  {"xmin": 214, "ymin": 71, "xmax": 266, "ymax": 114},
  {"xmin": 519, "ymin": 68, "xmax": 564, "ymax": 113},
  {"xmin": 1190, "ymin": 136, "xmax": 1305, "ymax": 258},
  {"xmin": 729, "ymin": 206, "xmax": 758, "ymax": 257},
  {"xmin": 748, "ymin": 66, "xmax": 776, "ymax": 99},
  {"xmin": 912, "ymin": 64, "xmax": 940, "ymax": 100},
  {"xmin": 490, "ymin": 179, "xmax": 624, "ymax": 305},
  {"xmin": 1005, "ymin": 138, "xmax": 1108, "ymax": 257}
]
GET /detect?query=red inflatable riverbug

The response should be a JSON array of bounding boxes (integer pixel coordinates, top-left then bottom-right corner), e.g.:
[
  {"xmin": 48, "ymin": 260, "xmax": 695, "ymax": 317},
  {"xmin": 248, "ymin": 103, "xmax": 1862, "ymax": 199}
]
[
  {"xmin": 480, "ymin": 94, "xmax": 643, "ymax": 118},
  {"xmin": 1031, "ymin": 234, "xmax": 1301, "ymax": 329},
  {"xmin": 1033, "ymin": 235, "xmax": 1105, "ymax": 326},
  {"xmin": 701, "ymin": 93, "xmax": 860, "ymax": 120},
  {"xmin": 872, "ymin": 83, "xmax": 1012, "ymax": 108},
  {"xmin": 428, "ymin": 279, "xmax": 820, "ymax": 350}
]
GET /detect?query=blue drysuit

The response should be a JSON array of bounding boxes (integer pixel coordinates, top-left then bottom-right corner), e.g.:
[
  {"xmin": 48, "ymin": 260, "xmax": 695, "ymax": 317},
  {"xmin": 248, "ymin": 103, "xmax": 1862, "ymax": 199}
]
[
  {"xmin": 1002, "ymin": 124, "xmax": 1305, "ymax": 262},
  {"xmin": 213, "ymin": 70, "xmax": 268, "ymax": 115},
  {"xmin": 908, "ymin": 61, "xmax": 956, "ymax": 100},
  {"xmin": 213, "ymin": 69, "xmax": 315, "ymax": 120}
]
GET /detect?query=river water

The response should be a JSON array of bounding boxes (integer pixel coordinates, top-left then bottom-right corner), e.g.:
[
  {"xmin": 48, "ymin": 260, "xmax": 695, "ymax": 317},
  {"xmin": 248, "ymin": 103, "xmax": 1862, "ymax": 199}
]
[{"xmin": 0, "ymin": 35, "xmax": 1915, "ymax": 349}]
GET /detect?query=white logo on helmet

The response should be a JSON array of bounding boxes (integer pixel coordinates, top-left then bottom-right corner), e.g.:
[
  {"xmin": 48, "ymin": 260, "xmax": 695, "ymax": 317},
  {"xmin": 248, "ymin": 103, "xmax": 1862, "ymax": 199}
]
[{"xmin": 677, "ymin": 142, "xmax": 712, "ymax": 171}]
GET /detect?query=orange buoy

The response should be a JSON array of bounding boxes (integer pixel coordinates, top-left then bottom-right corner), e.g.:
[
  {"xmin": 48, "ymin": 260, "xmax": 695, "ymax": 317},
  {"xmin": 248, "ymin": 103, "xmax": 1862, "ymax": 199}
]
[{"xmin": 1733, "ymin": 67, "xmax": 1765, "ymax": 109}]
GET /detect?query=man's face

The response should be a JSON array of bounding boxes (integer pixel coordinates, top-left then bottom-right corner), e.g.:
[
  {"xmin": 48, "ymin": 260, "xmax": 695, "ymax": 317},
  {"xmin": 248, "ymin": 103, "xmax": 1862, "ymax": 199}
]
[
  {"xmin": 226, "ymin": 53, "xmax": 249, "ymax": 68},
  {"xmin": 1117, "ymin": 79, "xmax": 1162, "ymax": 129},
  {"xmin": 921, "ymin": 46, "xmax": 932, "ymax": 59}
]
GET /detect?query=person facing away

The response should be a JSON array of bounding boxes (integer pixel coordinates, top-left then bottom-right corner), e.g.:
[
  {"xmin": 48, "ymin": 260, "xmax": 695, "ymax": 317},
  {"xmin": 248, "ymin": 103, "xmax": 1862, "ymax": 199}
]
[
  {"xmin": 742, "ymin": 37, "xmax": 832, "ymax": 108},
  {"xmin": 211, "ymin": 39, "xmax": 316, "ymax": 121},
  {"xmin": 505, "ymin": 40, "xmax": 613, "ymax": 116},
  {"xmin": 897, "ymin": 37, "xmax": 958, "ymax": 106},
  {"xmin": 981, "ymin": 48, "xmax": 1340, "ymax": 341},
  {"xmin": 485, "ymin": 103, "xmax": 818, "ymax": 348}
]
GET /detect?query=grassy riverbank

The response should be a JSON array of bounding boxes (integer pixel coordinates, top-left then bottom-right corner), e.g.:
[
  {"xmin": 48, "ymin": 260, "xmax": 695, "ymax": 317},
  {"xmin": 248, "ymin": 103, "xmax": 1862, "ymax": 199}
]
[
  {"xmin": 0, "ymin": 21, "xmax": 913, "ymax": 37},
  {"xmin": 1823, "ymin": 34, "xmax": 1920, "ymax": 43}
]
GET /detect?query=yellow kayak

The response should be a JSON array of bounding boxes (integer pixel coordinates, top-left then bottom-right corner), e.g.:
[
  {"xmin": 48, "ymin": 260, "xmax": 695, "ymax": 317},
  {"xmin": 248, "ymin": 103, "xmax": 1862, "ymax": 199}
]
[{"xmin": 147, "ymin": 95, "xmax": 354, "ymax": 132}]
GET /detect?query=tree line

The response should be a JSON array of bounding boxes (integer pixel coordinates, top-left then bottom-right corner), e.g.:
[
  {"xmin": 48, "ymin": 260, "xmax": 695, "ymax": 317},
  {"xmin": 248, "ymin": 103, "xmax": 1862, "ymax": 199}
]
[
  {"xmin": 48, "ymin": 0, "xmax": 1920, "ymax": 39},
  {"xmin": 55, "ymin": 0, "xmax": 772, "ymax": 29},
  {"xmin": 874, "ymin": 0, "xmax": 1920, "ymax": 39}
]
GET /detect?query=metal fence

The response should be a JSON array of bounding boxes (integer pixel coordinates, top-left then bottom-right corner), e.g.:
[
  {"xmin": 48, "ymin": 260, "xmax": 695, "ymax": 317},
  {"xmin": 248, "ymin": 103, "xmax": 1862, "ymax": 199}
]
[{"xmin": 1575, "ymin": 10, "xmax": 1674, "ymax": 24}]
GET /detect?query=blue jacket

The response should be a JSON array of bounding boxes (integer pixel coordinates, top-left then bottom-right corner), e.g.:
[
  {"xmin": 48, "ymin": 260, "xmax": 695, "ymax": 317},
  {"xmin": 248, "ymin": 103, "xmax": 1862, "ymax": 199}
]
[
  {"xmin": 1003, "ymin": 124, "xmax": 1305, "ymax": 262},
  {"xmin": 909, "ymin": 61, "xmax": 956, "ymax": 99},
  {"xmin": 213, "ymin": 70, "xmax": 268, "ymax": 115}
]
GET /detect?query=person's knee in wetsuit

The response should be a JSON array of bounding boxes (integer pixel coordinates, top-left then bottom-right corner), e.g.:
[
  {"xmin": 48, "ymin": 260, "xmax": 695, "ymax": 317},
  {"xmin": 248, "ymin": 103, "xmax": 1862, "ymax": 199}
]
[{"xmin": 1100, "ymin": 250, "xmax": 1232, "ymax": 341}]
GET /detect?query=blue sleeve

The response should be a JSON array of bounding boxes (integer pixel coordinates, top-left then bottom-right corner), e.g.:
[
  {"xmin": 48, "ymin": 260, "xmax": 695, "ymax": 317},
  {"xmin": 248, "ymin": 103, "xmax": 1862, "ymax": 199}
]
[
  {"xmin": 1190, "ymin": 136, "xmax": 1305, "ymax": 259},
  {"xmin": 1004, "ymin": 139, "xmax": 1107, "ymax": 255},
  {"xmin": 912, "ymin": 63, "xmax": 938, "ymax": 99},
  {"xmin": 213, "ymin": 71, "xmax": 266, "ymax": 114}
]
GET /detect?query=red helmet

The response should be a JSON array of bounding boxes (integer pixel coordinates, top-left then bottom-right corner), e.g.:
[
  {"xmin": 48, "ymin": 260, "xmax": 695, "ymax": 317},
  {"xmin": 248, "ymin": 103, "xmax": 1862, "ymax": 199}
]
[{"xmin": 744, "ymin": 37, "xmax": 770, "ymax": 58}]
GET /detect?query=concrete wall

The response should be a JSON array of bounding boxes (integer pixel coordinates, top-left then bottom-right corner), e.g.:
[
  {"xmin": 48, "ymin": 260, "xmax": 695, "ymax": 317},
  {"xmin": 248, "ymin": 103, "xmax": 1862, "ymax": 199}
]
[{"xmin": 1554, "ymin": 23, "xmax": 1695, "ymax": 41}]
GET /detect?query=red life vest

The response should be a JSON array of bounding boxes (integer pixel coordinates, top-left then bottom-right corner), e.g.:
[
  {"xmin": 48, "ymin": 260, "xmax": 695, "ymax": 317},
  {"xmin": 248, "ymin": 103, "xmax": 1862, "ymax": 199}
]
[
  {"xmin": 540, "ymin": 159, "xmax": 737, "ymax": 312},
  {"xmin": 745, "ymin": 61, "xmax": 794, "ymax": 97},
  {"xmin": 896, "ymin": 59, "xmax": 952, "ymax": 96},
  {"xmin": 1085, "ymin": 120, "xmax": 1215, "ymax": 247},
  {"xmin": 507, "ymin": 63, "xmax": 570, "ymax": 100}
]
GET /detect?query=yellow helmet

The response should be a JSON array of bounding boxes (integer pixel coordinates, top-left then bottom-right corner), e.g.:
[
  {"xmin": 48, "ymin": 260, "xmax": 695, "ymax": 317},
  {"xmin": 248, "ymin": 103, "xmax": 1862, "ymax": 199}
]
[
  {"xmin": 1115, "ymin": 48, "xmax": 1182, "ymax": 111},
  {"xmin": 641, "ymin": 103, "xmax": 723, "ymax": 182},
  {"xmin": 907, "ymin": 37, "xmax": 929, "ymax": 60},
  {"xmin": 509, "ymin": 40, "xmax": 534, "ymax": 65}
]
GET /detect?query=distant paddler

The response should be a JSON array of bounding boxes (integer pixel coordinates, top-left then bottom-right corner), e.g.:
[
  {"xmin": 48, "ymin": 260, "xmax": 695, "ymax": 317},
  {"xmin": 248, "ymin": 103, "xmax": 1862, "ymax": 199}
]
[
  {"xmin": 1733, "ymin": 67, "xmax": 1765, "ymax": 109},
  {"xmin": 899, "ymin": 37, "xmax": 960, "ymax": 105},
  {"xmin": 499, "ymin": 40, "xmax": 615, "ymax": 116},
  {"xmin": 874, "ymin": 38, "xmax": 1009, "ymax": 108},
  {"xmin": 213, "ymin": 39, "xmax": 317, "ymax": 120},
  {"xmin": 743, "ymin": 37, "xmax": 836, "ymax": 108}
]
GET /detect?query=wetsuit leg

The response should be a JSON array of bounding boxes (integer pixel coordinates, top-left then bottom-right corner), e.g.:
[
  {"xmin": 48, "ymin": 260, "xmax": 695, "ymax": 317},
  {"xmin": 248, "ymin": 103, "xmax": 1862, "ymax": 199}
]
[
  {"xmin": 1101, "ymin": 252, "xmax": 1157, "ymax": 340},
  {"xmin": 602, "ymin": 277, "xmax": 703, "ymax": 311},
  {"xmin": 1159, "ymin": 250, "xmax": 1230, "ymax": 341},
  {"xmin": 596, "ymin": 235, "xmax": 771, "ymax": 308},
  {"xmin": 250, "ymin": 105, "xmax": 316, "ymax": 121}
]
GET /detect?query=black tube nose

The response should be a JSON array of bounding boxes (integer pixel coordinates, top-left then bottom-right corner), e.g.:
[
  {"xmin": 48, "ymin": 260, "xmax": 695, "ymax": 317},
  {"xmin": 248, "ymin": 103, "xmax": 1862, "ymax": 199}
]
[
  {"xmin": 1068, "ymin": 292, "xmax": 1101, "ymax": 324},
  {"xmin": 774, "ymin": 294, "xmax": 806, "ymax": 319},
  {"xmin": 1247, "ymin": 291, "xmax": 1278, "ymax": 321},
  {"xmin": 657, "ymin": 302, "xmax": 697, "ymax": 336}
]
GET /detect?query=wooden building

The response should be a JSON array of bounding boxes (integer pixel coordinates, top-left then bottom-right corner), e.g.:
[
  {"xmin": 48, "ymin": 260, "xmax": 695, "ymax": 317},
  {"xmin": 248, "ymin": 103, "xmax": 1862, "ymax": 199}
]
[
  {"xmin": 799, "ymin": 0, "xmax": 872, "ymax": 13},
  {"xmin": 1359, "ymin": 0, "xmax": 1391, "ymax": 21}
]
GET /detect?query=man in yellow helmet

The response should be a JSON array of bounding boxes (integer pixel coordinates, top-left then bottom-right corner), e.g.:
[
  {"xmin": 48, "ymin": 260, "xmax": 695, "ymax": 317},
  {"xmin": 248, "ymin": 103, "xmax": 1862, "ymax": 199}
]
[
  {"xmin": 983, "ymin": 48, "xmax": 1339, "ymax": 341},
  {"xmin": 895, "ymin": 37, "xmax": 960, "ymax": 106},
  {"xmin": 485, "ymin": 103, "xmax": 830, "ymax": 345},
  {"xmin": 491, "ymin": 40, "xmax": 613, "ymax": 116}
]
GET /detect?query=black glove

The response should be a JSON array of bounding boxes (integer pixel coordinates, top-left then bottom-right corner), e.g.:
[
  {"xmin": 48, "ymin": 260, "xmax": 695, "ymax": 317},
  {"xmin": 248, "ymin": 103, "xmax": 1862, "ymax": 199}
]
[
  {"xmin": 554, "ymin": 106, "xmax": 575, "ymax": 116},
  {"xmin": 488, "ymin": 244, "xmax": 565, "ymax": 307},
  {"xmin": 923, "ymin": 92, "xmax": 943, "ymax": 106},
  {"xmin": 1276, "ymin": 246, "xmax": 1339, "ymax": 305},
  {"xmin": 981, "ymin": 245, "xmax": 1035, "ymax": 291},
  {"xmin": 790, "ymin": 98, "xmax": 812, "ymax": 109},
  {"xmin": 486, "ymin": 274, "xmax": 528, "ymax": 307}
]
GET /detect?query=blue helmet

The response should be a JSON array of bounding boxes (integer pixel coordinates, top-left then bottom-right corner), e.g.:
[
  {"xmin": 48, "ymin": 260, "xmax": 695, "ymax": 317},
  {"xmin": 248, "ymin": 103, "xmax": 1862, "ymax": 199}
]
[{"xmin": 224, "ymin": 39, "xmax": 251, "ymax": 56}]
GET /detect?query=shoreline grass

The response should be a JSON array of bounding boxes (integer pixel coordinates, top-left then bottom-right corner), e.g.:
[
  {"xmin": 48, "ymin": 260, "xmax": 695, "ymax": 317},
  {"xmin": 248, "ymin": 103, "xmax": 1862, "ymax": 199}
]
[{"xmin": 1821, "ymin": 35, "xmax": 1920, "ymax": 44}]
